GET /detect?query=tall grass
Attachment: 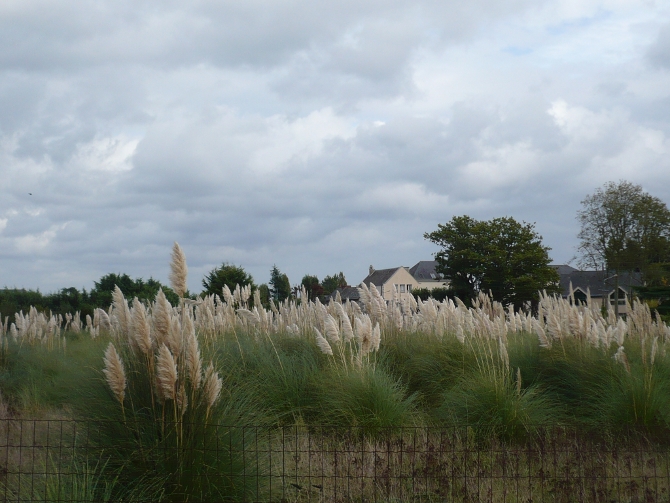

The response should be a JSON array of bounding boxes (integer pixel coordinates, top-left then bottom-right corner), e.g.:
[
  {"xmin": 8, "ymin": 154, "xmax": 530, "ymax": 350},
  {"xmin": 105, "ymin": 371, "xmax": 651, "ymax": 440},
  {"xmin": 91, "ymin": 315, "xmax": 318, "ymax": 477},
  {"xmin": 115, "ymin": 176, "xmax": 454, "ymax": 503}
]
[{"xmin": 3, "ymin": 244, "xmax": 670, "ymax": 500}]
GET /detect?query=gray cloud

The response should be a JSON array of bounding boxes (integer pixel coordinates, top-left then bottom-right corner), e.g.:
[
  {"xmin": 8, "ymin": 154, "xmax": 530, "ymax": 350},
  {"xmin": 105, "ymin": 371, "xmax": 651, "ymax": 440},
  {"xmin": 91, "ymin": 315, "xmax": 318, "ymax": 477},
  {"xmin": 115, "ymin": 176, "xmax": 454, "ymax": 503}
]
[
  {"xmin": 648, "ymin": 22, "xmax": 670, "ymax": 69},
  {"xmin": 2, "ymin": 0, "xmax": 670, "ymax": 293}
]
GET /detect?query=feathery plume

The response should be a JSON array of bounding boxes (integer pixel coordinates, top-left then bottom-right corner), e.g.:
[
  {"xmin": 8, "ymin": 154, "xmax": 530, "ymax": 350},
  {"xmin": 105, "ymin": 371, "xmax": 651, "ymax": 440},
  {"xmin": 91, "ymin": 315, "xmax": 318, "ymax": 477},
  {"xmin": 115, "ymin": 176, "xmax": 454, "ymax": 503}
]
[
  {"xmin": 185, "ymin": 315, "xmax": 202, "ymax": 389},
  {"xmin": 324, "ymin": 314, "xmax": 340, "ymax": 343},
  {"xmin": 102, "ymin": 343, "xmax": 126, "ymax": 405},
  {"xmin": 132, "ymin": 298, "xmax": 152, "ymax": 355},
  {"xmin": 613, "ymin": 346, "xmax": 631, "ymax": 374},
  {"xmin": 112, "ymin": 286, "xmax": 131, "ymax": 337},
  {"xmin": 177, "ymin": 383, "xmax": 188, "ymax": 415},
  {"xmin": 203, "ymin": 363, "xmax": 223, "ymax": 411},
  {"xmin": 371, "ymin": 322, "xmax": 381, "ymax": 352},
  {"xmin": 314, "ymin": 328, "xmax": 333, "ymax": 355},
  {"xmin": 169, "ymin": 242, "xmax": 188, "ymax": 298},
  {"xmin": 153, "ymin": 289, "xmax": 172, "ymax": 347},
  {"xmin": 156, "ymin": 344, "xmax": 178, "ymax": 401},
  {"xmin": 96, "ymin": 308, "xmax": 112, "ymax": 333}
]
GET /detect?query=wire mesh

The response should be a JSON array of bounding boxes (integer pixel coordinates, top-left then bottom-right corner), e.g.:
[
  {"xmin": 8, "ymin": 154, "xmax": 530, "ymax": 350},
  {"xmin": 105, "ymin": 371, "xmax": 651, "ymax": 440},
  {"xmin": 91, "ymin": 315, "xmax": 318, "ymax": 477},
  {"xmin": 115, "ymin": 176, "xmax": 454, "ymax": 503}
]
[{"xmin": 1, "ymin": 419, "xmax": 669, "ymax": 502}]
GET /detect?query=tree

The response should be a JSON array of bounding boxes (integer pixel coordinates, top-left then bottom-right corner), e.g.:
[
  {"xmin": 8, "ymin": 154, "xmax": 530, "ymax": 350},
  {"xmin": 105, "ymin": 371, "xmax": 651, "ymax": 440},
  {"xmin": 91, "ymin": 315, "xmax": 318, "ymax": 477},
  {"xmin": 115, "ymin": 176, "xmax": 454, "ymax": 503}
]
[
  {"xmin": 202, "ymin": 263, "xmax": 256, "ymax": 298},
  {"xmin": 577, "ymin": 181, "xmax": 670, "ymax": 314},
  {"xmin": 90, "ymin": 273, "xmax": 180, "ymax": 306},
  {"xmin": 320, "ymin": 272, "xmax": 347, "ymax": 296},
  {"xmin": 258, "ymin": 284, "xmax": 271, "ymax": 308},
  {"xmin": 269, "ymin": 265, "xmax": 291, "ymax": 302},
  {"xmin": 301, "ymin": 274, "xmax": 324, "ymax": 301},
  {"xmin": 425, "ymin": 216, "xmax": 560, "ymax": 309}
]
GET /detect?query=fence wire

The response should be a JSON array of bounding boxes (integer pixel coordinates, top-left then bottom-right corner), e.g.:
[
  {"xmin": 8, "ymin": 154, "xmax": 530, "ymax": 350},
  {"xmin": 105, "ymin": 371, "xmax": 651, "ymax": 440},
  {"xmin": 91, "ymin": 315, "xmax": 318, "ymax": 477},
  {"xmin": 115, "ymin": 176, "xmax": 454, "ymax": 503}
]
[{"xmin": 2, "ymin": 419, "xmax": 669, "ymax": 502}]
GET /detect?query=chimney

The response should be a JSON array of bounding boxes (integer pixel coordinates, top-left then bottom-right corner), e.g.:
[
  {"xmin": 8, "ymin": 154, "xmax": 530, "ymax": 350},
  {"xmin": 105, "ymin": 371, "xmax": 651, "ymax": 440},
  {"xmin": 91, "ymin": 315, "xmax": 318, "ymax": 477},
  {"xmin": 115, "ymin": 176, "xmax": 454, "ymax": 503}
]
[{"xmin": 369, "ymin": 265, "xmax": 375, "ymax": 276}]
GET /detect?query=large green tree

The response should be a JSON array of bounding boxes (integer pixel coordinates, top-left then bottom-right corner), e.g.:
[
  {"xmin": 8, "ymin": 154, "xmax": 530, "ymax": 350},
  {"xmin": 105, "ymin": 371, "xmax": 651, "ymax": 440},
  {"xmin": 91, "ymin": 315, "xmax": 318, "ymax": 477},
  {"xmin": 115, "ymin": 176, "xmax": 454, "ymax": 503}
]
[
  {"xmin": 202, "ymin": 263, "xmax": 256, "ymax": 298},
  {"xmin": 578, "ymin": 181, "xmax": 670, "ymax": 279},
  {"xmin": 425, "ymin": 216, "xmax": 560, "ymax": 309},
  {"xmin": 577, "ymin": 181, "xmax": 670, "ymax": 314}
]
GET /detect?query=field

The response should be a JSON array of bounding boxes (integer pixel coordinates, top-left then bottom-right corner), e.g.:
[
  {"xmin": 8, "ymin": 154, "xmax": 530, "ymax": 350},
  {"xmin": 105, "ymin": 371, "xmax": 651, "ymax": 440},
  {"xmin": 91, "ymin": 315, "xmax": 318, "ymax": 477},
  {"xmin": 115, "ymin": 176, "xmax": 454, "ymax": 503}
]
[{"xmin": 2, "ymin": 249, "xmax": 670, "ymax": 501}]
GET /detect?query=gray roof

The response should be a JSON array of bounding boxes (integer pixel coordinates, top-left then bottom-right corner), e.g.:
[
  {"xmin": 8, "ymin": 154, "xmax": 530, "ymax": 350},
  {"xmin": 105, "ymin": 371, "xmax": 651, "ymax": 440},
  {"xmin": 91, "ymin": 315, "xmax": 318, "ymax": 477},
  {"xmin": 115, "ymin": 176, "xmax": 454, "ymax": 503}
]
[
  {"xmin": 409, "ymin": 260, "xmax": 443, "ymax": 281},
  {"xmin": 554, "ymin": 266, "xmax": 642, "ymax": 298},
  {"xmin": 551, "ymin": 264, "xmax": 578, "ymax": 276},
  {"xmin": 329, "ymin": 286, "xmax": 360, "ymax": 301},
  {"xmin": 361, "ymin": 267, "xmax": 404, "ymax": 287}
]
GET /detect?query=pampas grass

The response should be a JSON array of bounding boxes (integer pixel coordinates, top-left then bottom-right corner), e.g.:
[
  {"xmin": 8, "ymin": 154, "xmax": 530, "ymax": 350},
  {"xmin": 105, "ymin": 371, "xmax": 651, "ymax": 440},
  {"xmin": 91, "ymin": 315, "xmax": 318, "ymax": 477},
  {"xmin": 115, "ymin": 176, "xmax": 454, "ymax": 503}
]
[
  {"xmin": 131, "ymin": 298, "xmax": 152, "ymax": 355},
  {"xmin": 102, "ymin": 343, "xmax": 126, "ymax": 410},
  {"xmin": 156, "ymin": 344, "xmax": 178, "ymax": 402},
  {"xmin": 169, "ymin": 242, "xmax": 188, "ymax": 298}
]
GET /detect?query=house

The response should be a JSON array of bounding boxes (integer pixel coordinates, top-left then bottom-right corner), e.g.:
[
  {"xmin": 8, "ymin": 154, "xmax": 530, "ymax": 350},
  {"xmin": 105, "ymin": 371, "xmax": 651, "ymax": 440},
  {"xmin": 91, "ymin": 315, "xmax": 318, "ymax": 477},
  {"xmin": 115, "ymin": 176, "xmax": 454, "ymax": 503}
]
[
  {"xmin": 552, "ymin": 264, "xmax": 642, "ymax": 315},
  {"xmin": 361, "ymin": 265, "xmax": 419, "ymax": 302},
  {"xmin": 408, "ymin": 260, "xmax": 448, "ymax": 290}
]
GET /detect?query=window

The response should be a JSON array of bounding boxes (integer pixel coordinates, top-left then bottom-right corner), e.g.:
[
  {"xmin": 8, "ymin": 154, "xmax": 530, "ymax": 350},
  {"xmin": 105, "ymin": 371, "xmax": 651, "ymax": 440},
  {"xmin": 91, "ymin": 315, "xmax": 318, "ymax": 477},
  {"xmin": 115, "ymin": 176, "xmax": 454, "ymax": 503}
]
[
  {"xmin": 400, "ymin": 285, "xmax": 406, "ymax": 293},
  {"xmin": 407, "ymin": 285, "xmax": 412, "ymax": 292}
]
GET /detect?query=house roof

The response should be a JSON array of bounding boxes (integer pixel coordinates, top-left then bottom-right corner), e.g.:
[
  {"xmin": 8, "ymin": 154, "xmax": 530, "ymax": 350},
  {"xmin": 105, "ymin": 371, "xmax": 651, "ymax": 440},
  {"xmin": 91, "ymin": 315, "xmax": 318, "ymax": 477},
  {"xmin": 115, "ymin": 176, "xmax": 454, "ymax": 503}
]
[
  {"xmin": 409, "ymin": 260, "xmax": 442, "ymax": 281},
  {"xmin": 329, "ymin": 286, "xmax": 360, "ymax": 301},
  {"xmin": 553, "ymin": 266, "xmax": 642, "ymax": 298},
  {"xmin": 361, "ymin": 267, "xmax": 404, "ymax": 287},
  {"xmin": 551, "ymin": 264, "xmax": 578, "ymax": 276}
]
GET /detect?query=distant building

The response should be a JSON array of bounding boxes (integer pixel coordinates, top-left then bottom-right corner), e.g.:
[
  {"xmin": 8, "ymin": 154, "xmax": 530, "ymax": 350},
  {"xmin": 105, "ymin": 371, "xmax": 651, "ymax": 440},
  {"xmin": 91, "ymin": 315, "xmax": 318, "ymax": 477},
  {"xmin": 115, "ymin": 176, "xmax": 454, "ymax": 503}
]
[
  {"xmin": 408, "ymin": 260, "xmax": 448, "ymax": 290},
  {"xmin": 360, "ymin": 266, "xmax": 419, "ymax": 302},
  {"xmin": 552, "ymin": 264, "xmax": 642, "ymax": 315},
  {"xmin": 329, "ymin": 285, "xmax": 361, "ymax": 303}
]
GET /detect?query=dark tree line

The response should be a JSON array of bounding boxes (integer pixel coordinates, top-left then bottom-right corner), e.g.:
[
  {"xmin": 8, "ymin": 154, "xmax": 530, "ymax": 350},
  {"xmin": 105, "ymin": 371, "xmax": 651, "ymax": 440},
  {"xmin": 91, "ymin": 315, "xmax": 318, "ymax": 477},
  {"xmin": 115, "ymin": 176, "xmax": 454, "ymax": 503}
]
[{"xmin": 0, "ymin": 274, "xmax": 180, "ymax": 324}]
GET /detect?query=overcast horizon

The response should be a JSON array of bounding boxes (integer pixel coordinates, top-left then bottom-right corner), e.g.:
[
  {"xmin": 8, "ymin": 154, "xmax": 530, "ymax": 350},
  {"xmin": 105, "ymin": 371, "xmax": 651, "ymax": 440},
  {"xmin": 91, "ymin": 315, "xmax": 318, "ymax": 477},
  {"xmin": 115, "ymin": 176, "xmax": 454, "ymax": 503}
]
[{"xmin": 2, "ymin": 0, "xmax": 670, "ymax": 293}]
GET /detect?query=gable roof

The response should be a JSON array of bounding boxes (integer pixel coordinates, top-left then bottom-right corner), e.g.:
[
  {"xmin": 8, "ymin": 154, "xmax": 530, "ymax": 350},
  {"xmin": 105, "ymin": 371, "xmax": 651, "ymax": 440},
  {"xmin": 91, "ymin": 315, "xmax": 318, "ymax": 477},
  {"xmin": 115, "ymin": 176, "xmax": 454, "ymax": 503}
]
[
  {"xmin": 409, "ymin": 260, "xmax": 441, "ymax": 280},
  {"xmin": 361, "ymin": 267, "xmax": 407, "ymax": 287},
  {"xmin": 553, "ymin": 266, "xmax": 642, "ymax": 298}
]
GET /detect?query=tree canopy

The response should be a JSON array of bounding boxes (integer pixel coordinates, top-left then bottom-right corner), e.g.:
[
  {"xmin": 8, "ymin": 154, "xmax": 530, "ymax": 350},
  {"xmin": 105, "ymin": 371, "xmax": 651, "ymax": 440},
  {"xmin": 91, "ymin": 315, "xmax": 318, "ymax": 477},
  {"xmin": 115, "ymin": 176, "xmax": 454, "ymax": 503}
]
[
  {"xmin": 577, "ymin": 180, "xmax": 670, "ymax": 283},
  {"xmin": 300, "ymin": 274, "xmax": 324, "ymax": 301},
  {"xmin": 202, "ymin": 263, "xmax": 256, "ymax": 298},
  {"xmin": 320, "ymin": 272, "xmax": 347, "ymax": 296},
  {"xmin": 425, "ymin": 216, "xmax": 559, "ymax": 309}
]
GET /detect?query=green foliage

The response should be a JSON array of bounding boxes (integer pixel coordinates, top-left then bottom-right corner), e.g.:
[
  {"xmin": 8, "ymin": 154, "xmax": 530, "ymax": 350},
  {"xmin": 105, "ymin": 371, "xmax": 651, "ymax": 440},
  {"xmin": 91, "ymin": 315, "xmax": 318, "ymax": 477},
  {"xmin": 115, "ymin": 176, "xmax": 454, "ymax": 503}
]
[
  {"xmin": 0, "ymin": 287, "xmax": 96, "ymax": 324},
  {"xmin": 201, "ymin": 263, "xmax": 256, "ymax": 299},
  {"xmin": 301, "ymin": 274, "xmax": 324, "ymax": 301},
  {"xmin": 411, "ymin": 287, "xmax": 452, "ymax": 302},
  {"xmin": 0, "ymin": 274, "xmax": 181, "ymax": 325},
  {"xmin": 577, "ymin": 180, "xmax": 670, "ymax": 279},
  {"xmin": 258, "ymin": 283, "xmax": 270, "ymax": 308},
  {"xmin": 90, "ymin": 273, "xmax": 180, "ymax": 307},
  {"xmin": 425, "ymin": 216, "xmax": 560, "ymax": 309},
  {"xmin": 269, "ymin": 265, "xmax": 291, "ymax": 302},
  {"xmin": 635, "ymin": 263, "xmax": 670, "ymax": 320},
  {"xmin": 314, "ymin": 364, "xmax": 420, "ymax": 433},
  {"xmin": 321, "ymin": 272, "xmax": 347, "ymax": 296}
]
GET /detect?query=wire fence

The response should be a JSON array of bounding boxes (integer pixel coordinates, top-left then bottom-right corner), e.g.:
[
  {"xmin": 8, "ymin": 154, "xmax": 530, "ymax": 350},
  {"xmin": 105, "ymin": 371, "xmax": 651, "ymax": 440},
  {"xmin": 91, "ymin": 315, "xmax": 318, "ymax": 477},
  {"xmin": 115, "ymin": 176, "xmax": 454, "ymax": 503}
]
[{"xmin": 2, "ymin": 418, "xmax": 670, "ymax": 502}]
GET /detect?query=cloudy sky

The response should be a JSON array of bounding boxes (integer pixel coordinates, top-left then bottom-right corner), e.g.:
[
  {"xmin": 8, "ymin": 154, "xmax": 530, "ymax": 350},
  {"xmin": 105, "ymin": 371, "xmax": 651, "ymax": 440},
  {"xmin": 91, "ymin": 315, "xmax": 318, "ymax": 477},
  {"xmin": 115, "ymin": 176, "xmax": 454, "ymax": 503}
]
[{"xmin": 2, "ymin": 0, "xmax": 670, "ymax": 293}]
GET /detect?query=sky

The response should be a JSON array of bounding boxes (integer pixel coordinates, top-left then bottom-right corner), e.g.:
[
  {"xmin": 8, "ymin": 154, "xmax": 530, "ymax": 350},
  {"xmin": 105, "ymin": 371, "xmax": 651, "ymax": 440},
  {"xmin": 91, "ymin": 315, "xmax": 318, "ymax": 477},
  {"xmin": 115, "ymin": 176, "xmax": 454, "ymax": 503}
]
[{"xmin": 2, "ymin": 0, "xmax": 670, "ymax": 293}]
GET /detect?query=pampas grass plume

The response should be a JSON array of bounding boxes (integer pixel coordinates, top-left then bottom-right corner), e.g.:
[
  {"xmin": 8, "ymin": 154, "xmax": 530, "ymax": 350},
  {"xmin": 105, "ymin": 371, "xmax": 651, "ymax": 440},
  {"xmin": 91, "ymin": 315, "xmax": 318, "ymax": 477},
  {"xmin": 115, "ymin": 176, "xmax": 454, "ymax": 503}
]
[
  {"xmin": 153, "ymin": 289, "xmax": 172, "ymax": 347},
  {"xmin": 314, "ymin": 328, "xmax": 334, "ymax": 355},
  {"xmin": 156, "ymin": 344, "xmax": 178, "ymax": 401},
  {"xmin": 185, "ymin": 316, "xmax": 202, "ymax": 389},
  {"xmin": 103, "ymin": 343, "xmax": 126, "ymax": 405},
  {"xmin": 203, "ymin": 363, "xmax": 223, "ymax": 410},
  {"xmin": 112, "ymin": 285, "xmax": 131, "ymax": 337},
  {"xmin": 169, "ymin": 242, "xmax": 188, "ymax": 298},
  {"xmin": 132, "ymin": 298, "xmax": 152, "ymax": 355}
]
